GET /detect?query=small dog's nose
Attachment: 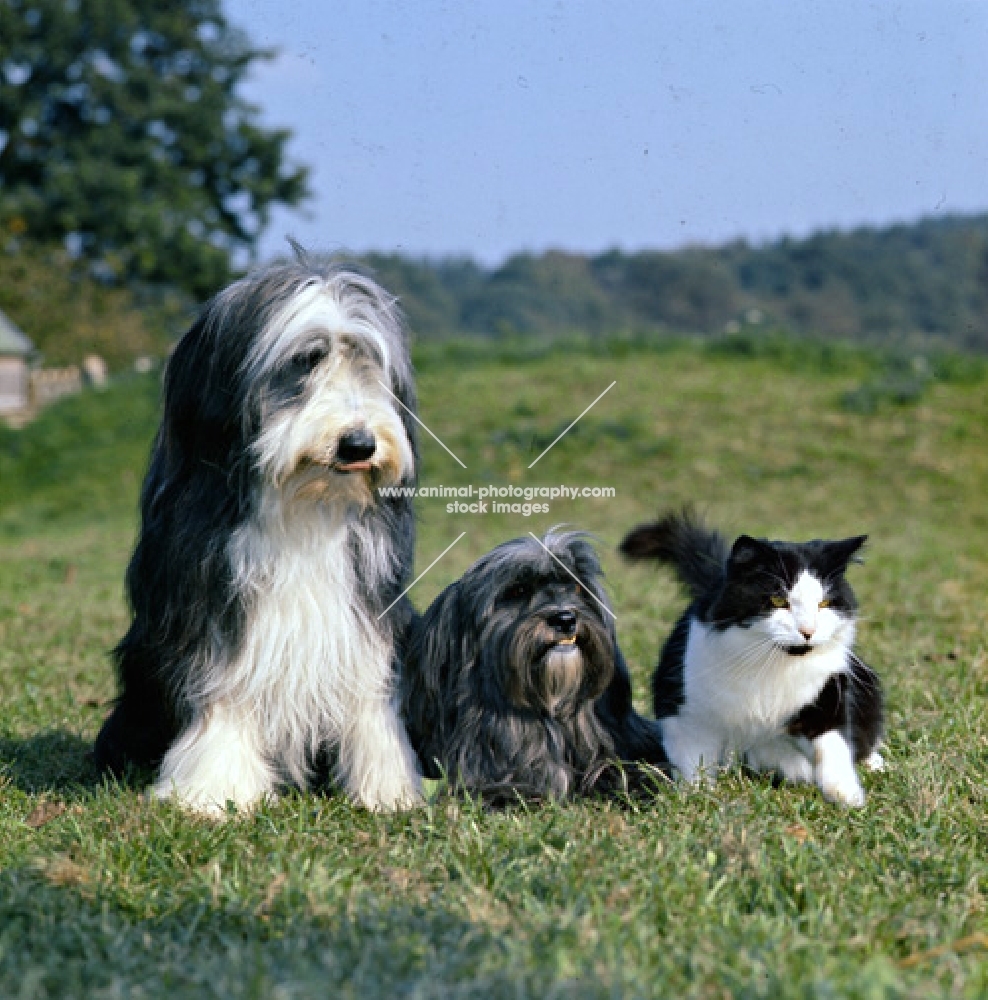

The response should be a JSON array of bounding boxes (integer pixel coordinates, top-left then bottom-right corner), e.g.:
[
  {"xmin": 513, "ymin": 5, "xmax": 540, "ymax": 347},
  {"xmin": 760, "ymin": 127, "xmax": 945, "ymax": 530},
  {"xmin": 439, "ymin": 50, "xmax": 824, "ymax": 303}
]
[
  {"xmin": 337, "ymin": 428, "xmax": 376, "ymax": 464},
  {"xmin": 547, "ymin": 609, "xmax": 577, "ymax": 635}
]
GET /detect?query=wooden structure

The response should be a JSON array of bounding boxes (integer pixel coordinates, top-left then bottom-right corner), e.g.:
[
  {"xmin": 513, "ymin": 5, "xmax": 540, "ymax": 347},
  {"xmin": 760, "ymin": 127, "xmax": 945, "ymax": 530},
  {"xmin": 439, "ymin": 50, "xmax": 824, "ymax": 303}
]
[{"xmin": 0, "ymin": 307, "xmax": 34, "ymax": 416}]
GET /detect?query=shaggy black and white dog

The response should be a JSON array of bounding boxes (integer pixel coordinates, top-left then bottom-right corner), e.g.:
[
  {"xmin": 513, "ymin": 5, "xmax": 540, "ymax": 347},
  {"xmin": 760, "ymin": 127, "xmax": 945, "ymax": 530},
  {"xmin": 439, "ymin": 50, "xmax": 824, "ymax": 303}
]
[
  {"xmin": 95, "ymin": 258, "xmax": 424, "ymax": 814},
  {"xmin": 401, "ymin": 531, "xmax": 665, "ymax": 800}
]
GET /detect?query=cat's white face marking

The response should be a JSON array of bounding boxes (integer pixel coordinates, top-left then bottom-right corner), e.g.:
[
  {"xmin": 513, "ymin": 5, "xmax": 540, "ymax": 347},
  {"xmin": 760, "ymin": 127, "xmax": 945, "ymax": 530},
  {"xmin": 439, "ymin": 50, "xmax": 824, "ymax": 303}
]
[
  {"xmin": 753, "ymin": 571, "xmax": 853, "ymax": 651},
  {"xmin": 787, "ymin": 572, "xmax": 824, "ymax": 638}
]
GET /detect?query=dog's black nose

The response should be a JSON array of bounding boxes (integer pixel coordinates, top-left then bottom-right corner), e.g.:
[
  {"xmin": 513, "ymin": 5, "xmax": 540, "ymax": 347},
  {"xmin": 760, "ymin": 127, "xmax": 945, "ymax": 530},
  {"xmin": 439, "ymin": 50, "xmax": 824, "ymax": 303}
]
[
  {"xmin": 337, "ymin": 428, "xmax": 376, "ymax": 463},
  {"xmin": 547, "ymin": 609, "xmax": 577, "ymax": 635}
]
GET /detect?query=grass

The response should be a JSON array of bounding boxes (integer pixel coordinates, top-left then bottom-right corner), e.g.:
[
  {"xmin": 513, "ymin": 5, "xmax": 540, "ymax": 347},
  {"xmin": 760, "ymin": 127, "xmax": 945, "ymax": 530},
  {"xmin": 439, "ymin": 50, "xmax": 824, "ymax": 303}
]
[{"xmin": 1, "ymin": 336, "xmax": 986, "ymax": 997}]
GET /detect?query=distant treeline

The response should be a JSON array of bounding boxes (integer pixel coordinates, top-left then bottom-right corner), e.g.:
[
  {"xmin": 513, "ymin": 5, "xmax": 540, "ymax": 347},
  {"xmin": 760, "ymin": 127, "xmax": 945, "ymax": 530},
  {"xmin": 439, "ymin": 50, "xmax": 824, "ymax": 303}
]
[
  {"xmin": 365, "ymin": 214, "xmax": 988, "ymax": 352},
  {"xmin": 4, "ymin": 213, "xmax": 988, "ymax": 369}
]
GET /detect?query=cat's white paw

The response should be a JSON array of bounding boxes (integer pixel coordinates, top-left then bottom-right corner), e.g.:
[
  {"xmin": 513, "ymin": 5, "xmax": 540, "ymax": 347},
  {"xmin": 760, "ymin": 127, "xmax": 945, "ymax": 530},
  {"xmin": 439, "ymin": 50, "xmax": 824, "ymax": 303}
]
[
  {"xmin": 661, "ymin": 719, "xmax": 723, "ymax": 787},
  {"xmin": 817, "ymin": 773, "xmax": 866, "ymax": 808},
  {"xmin": 784, "ymin": 756, "xmax": 815, "ymax": 784},
  {"xmin": 813, "ymin": 730, "xmax": 865, "ymax": 808},
  {"xmin": 669, "ymin": 758, "xmax": 710, "ymax": 785},
  {"xmin": 745, "ymin": 737, "xmax": 814, "ymax": 784},
  {"xmin": 863, "ymin": 751, "xmax": 885, "ymax": 773}
]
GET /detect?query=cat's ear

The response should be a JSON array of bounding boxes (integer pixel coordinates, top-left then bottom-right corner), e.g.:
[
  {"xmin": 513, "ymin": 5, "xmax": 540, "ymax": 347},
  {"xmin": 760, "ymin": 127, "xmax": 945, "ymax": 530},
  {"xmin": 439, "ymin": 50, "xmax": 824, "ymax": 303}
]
[
  {"xmin": 819, "ymin": 535, "xmax": 868, "ymax": 574},
  {"xmin": 728, "ymin": 535, "xmax": 769, "ymax": 567}
]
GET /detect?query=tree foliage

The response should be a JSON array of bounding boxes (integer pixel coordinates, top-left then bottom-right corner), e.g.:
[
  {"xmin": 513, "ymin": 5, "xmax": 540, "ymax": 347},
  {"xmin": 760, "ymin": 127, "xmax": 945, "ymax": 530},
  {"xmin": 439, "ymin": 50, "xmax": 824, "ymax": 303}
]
[
  {"xmin": 0, "ymin": 0, "xmax": 309, "ymax": 298},
  {"xmin": 0, "ymin": 234, "xmax": 177, "ymax": 368}
]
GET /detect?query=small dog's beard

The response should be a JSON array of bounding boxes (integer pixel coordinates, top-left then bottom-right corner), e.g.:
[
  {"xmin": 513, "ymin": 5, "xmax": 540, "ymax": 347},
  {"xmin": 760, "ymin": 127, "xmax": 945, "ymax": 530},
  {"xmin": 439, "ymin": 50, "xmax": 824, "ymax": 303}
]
[{"xmin": 499, "ymin": 615, "xmax": 615, "ymax": 720}]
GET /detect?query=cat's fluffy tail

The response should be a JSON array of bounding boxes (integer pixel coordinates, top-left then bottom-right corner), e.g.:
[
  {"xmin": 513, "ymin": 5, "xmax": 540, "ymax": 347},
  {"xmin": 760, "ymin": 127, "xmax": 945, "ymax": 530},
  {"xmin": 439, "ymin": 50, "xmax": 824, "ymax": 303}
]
[{"xmin": 619, "ymin": 506, "xmax": 729, "ymax": 599}]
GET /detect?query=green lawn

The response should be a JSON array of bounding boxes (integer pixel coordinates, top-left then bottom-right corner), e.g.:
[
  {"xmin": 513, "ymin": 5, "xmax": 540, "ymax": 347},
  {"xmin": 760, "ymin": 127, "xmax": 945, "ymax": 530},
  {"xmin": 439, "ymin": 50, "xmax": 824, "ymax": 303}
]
[{"xmin": 1, "ymin": 337, "xmax": 986, "ymax": 998}]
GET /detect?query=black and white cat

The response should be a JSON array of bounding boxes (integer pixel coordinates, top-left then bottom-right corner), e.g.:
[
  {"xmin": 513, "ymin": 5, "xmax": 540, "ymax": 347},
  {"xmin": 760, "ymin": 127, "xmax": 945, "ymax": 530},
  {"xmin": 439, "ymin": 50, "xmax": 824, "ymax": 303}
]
[{"xmin": 620, "ymin": 507, "xmax": 884, "ymax": 807}]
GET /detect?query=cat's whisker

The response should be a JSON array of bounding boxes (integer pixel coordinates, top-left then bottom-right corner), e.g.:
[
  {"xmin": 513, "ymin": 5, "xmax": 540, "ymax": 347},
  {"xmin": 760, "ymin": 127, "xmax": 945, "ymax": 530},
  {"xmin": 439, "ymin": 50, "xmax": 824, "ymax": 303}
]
[{"xmin": 717, "ymin": 638, "xmax": 781, "ymax": 678}]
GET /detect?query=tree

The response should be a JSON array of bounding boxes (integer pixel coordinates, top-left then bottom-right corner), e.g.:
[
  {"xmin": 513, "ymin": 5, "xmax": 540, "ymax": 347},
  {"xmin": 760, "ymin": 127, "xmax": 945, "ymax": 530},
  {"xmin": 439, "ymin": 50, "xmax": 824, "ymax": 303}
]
[
  {"xmin": 0, "ymin": 237, "xmax": 169, "ymax": 368},
  {"xmin": 0, "ymin": 0, "xmax": 309, "ymax": 298}
]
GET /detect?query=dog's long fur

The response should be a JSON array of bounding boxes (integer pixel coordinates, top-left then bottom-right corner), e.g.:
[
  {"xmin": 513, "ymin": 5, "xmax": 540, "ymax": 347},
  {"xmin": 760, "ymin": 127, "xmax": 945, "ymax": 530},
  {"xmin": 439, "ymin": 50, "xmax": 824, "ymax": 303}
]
[
  {"xmin": 95, "ymin": 258, "xmax": 423, "ymax": 814},
  {"xmin": 401, "ymin": 531, "xmax": 666, "ymax": 800}
]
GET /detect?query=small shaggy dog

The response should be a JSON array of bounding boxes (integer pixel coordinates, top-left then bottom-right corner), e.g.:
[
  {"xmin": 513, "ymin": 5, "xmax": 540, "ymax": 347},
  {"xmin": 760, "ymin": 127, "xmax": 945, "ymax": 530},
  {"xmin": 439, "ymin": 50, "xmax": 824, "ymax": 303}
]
[
  {"xmin": 401, "ymin": 531, "xmax": 665, "ymax": 800},
  {"xmin": 95, "ymin": 258, "xmax": 424, "ymax": 814}
]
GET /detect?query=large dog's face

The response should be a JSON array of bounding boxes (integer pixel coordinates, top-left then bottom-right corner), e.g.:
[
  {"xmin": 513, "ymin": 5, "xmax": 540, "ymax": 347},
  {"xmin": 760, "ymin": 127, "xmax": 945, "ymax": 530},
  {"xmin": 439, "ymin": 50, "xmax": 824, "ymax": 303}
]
[
  {"xmin": 162, "ymin": 262, "xmax": 416, "ymax": 515},
  {"xmin": 246, "ymin": 275, "xmax": 415, "ymax": 508},
  {"xmin": 455, "ymin": 533, "xmax": 617, "ymax": 721}
]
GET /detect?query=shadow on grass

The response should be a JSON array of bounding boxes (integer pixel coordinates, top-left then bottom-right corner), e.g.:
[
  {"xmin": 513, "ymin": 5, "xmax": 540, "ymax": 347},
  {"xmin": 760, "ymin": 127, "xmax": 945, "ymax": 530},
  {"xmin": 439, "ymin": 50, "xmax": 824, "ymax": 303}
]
[
  {"xmin": 0, "ymin": 730, "xmax": 103, "ymax": 795},
  {"xmin": 0, "ymin": 873, "xmax": 562, "ymax": 1000}
]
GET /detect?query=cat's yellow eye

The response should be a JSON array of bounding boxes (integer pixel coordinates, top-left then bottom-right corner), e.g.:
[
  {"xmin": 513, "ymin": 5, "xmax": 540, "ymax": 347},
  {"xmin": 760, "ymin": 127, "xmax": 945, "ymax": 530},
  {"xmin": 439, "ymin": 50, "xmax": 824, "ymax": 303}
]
[
  {"xmin": 819, "ymin": 598, "xmax": 832, "ymax": 608},
  {"xmin": 770, "ymin": 595, "xmax": 788, "ymax": 609}
]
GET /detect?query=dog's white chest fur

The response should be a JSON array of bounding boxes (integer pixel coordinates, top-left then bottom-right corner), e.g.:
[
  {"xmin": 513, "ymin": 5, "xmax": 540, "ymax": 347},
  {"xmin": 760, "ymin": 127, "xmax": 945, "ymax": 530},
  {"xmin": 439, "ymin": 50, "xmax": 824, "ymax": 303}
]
[{"xmin": 226, "ymin": 509, "xmax": 390, "ymax": 760}]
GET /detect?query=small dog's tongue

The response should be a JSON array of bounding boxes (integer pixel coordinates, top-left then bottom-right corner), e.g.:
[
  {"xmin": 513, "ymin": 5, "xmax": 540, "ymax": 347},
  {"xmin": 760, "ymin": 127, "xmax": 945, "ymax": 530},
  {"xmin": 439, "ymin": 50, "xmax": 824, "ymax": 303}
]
[{"xmin": 335, "ymin": 461, "xmax": 373, "ymax": 473}]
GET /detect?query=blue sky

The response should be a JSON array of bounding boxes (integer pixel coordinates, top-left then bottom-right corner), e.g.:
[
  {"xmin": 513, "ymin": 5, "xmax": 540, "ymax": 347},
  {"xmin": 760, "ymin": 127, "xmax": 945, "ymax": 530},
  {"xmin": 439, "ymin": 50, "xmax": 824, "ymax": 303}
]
[{"xmin": 225, "ymin": 0, "xmax": 988, "ymax": 265}]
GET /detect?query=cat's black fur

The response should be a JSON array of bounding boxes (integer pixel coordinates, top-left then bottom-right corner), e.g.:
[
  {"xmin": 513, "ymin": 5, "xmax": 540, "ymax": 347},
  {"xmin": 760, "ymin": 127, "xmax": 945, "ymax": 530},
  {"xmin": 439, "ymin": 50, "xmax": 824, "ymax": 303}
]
[{"xmin": 785, "ymin": 662, "xmax": 883, "ymax": 750}]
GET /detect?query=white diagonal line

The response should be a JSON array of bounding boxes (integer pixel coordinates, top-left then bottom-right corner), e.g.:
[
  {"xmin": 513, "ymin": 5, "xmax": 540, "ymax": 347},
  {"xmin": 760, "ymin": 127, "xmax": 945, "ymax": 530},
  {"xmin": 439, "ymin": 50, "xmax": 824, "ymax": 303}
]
[
  {"xmin": 528, "ymin": 532, "xmax": 617, "ymax": 621},
  {"xmin": 378, "ymin": 380, "xmax": 467, "ymax": 468},
  {"xmin": 377, "ymin": 532, "xmax": 467, "ymax": 619},
  {"xmin": 527, "ymin": 381, "xmax": 617, "ymax": 468}
]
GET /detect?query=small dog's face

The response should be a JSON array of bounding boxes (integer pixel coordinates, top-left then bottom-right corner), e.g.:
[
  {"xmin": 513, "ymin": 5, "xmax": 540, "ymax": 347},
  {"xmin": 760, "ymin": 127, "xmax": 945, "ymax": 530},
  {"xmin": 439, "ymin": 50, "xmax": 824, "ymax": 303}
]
[
  {"xmin": 246, "ymin": 277, "xmax": 415, "ymax": 506},
  {"xmin": 465, "ymin": 535, "xmax": 616, "ymax": 720}
]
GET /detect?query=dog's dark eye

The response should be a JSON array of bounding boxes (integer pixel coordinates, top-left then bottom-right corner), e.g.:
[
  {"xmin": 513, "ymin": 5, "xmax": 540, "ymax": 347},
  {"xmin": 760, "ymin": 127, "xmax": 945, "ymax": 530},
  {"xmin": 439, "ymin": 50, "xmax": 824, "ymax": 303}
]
[
  {"xmin": 289, "ymin": 345, "xmax": 328, "ymax": 374},
  {"xmin": 272, "ymin": 345, "xmax": 328, "ymax": 400},
  {"xmin": 502, "ymin": 581, "xmax": 532, "ymax": 602}
]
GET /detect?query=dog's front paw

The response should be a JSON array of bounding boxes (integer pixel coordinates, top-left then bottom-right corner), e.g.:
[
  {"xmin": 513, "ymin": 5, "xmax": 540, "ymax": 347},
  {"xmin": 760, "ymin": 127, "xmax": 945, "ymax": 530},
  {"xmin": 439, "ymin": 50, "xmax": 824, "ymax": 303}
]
[
  {"xmin": 353, "ymin": 771, "xmax": 424, "ymax": 812},
  {"xmin": 152, "ymin": 708, "xmax": 277, "ymax": 819},
  {"xmin": 863, "ymin": 751, "xmax": 885, "ymax": 773},
  {"xmin": 339, "ymin": 697, "xmax": 425, "ymax": 811},
  {"xmin": 151, "ymin": 778, "xmax": 273, "ymax": 818}
]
